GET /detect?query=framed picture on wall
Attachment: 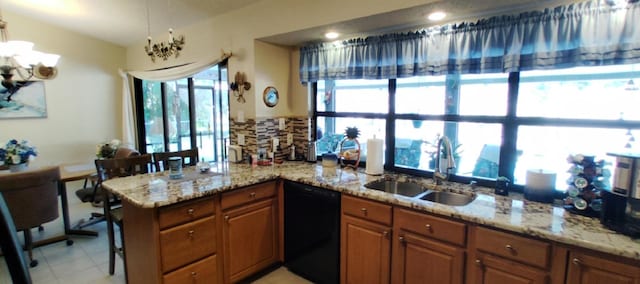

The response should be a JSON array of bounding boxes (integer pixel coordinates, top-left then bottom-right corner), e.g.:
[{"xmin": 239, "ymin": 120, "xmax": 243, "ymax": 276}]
[{"xmin": 0, "ymin": 81, "xmax": 47, "ymax": 119}]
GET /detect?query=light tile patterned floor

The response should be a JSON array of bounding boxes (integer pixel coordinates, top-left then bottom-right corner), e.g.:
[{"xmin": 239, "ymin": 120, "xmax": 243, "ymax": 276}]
[{"xmin": 0, "ymin": 182, "xmax": 311, "ymax": 284}]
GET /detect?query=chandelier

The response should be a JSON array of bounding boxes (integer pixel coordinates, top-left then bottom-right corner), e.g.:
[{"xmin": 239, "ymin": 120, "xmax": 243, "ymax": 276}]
[
  {"xmin": 143, "ymin": 0, "xmax": 185, "ymax": 62},
  {"xmin": 144, "ymin": 29, "xmax": 185, "ymax": 62},
  {"xmin": 0, "ymin": 17, "xmax": 59, "ymax": 95}
]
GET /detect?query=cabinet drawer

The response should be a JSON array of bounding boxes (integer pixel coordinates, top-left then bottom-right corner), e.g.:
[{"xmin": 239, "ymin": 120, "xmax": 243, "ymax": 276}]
[
  {"xmin": 342, "ymin": 195, "xmax": 392, "ymax": 226},
  {"xmin": 395, "ymin": 208, "xmax": 466, "ymax": 246},
  {"xmin": 160, "ymin": 215, "xmax": 217, "ymax": 272},
  {"xmin": 159, "ymin": 196, "xmax": 215, "ymax": 230},
  {"xmin": 221, "ymin": 181, "xmax": 276, "ymax": 210},
  {"xmin": 163, "ymin": 254, "xmax": 218, "ymax": 284},
  {"xmin": 475, "ymin": 226, "xmax": 550, "ymax": 269}
]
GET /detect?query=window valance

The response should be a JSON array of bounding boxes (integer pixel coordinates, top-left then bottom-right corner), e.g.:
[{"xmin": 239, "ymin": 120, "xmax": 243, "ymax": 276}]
[{"xmin": 299, "ymin": 0, "xmax": 640, "ymax": 83}]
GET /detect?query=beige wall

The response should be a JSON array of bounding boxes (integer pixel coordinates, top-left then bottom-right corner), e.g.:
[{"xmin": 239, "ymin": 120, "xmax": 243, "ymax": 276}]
[
  {"xmin": 255, "ymin": 40, "xmax": 300, "ymax": 118},
  {"xmin": 0, "ymin": 11, "xmax": 126, "ymax": 167},
  {"xmin": 125, "ymin": 0, "xmax": 437, "ymax": 120}
]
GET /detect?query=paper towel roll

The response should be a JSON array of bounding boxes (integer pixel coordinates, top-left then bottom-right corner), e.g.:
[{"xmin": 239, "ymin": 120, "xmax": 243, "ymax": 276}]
[
  {"xmin": 366, "ymin": 136, "xmax": 384, "ymax": 175},
  {"xmin": 524, "ymin": 169, "xmax": 556, "ymax": 203}
]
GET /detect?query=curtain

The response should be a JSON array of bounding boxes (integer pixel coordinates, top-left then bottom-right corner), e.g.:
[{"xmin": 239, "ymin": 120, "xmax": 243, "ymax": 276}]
[
  {"xmin": 127, "ymin": 53, "xmax": 231, "ymax": 81},
  {"xmin": 299, "ymin": 0, "xmax": 640, "ymax": 82},
  {"xmin": 119, "ymin": 53, "xmax": 232, "ymax": 150},
  {"xmin": 118, "ymin": 69, "xmax": 136, "ymax": 149}
]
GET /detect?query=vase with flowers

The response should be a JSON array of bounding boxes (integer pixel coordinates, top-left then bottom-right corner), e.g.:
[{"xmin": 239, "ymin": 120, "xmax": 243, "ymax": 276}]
[
  {"xmin": 96, "ymin": 139, "xmax": 121, "ymax": 159},
  {"xmin": 0, "ymin": 139, "xmax": 38, "ymax": 172}
]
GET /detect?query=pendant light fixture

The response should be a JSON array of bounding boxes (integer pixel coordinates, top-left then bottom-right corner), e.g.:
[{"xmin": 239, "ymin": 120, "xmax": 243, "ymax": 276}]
[
  {"xmin": 0, "ymin": 5, "xmax": 59, "ymax": 95},
  {"xmin": 144, "ymin": 0, "xmax": 185, "ymax": 62}
]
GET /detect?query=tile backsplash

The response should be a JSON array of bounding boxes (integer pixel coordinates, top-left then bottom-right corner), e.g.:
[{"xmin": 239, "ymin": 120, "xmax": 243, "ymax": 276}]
[{"xmin": 230, "ymin": 117, "xmax": 310, "ymax": 160}]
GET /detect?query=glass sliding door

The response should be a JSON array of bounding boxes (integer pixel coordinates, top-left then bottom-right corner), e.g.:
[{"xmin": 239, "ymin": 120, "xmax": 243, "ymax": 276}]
[
  {"xmin": 193, "ymin": 65, "xmax": 229, "ymax": 162},
  {"xmin": 135, "ymin": 62, "xmax": 229, "ymax": 163}
]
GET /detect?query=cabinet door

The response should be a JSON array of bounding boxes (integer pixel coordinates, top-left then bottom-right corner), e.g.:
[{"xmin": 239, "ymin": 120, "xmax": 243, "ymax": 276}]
[
  {"xmin": 472, "ymin": 252, "xmax": 548, "ymax": 284},
  {"xmin": 341, "ymin": 214, "xmax": 391, "ymax": 284},
  {"xmin": 566, "ymin": 251, "xmax": 640, "ymax": 284},
  {"xmin": 222, "ymin": 198, "xmax": 278, "ymax": 283},
  {"xmin": 392, "ymin": 232, "xmax": 465, "ymax": 284}
]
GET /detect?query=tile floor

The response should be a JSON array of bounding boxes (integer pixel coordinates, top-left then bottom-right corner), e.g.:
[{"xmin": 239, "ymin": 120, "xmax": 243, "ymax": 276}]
[{"xmin": 0, "ymin": 182, "xmax": 311, "ymax": 284}]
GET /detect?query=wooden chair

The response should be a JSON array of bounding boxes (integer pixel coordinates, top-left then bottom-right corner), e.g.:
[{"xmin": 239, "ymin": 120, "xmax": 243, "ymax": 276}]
[
  {"xmin": 152, "ymin": 148, "xmax": 199, "ymax": 172},
  {"xmin": 95, "ymin": 154, "xmax": 153, "ymax": 276},
  {"xmin": 0, "ymin": 193, "xmax": 32, "ymax": 283},
  {"xmin": 0, "ymin": 166, "xmax": 72, "ymax": 267},
  {"xmin": 74, "ymin": 147, "xmax": 140, "ymax": 229}
]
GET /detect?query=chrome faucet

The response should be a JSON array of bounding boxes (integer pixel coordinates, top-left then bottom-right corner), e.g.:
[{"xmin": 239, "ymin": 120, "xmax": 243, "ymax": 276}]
[{"xmin": 433, "ymin": 136, "xmax": 456, "ymax": 185}]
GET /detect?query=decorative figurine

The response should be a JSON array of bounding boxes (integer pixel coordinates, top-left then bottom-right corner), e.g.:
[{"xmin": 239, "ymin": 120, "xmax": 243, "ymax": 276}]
[{"xmin": 339, "ymin": 126, "xmax": 361, "ymax": 169}]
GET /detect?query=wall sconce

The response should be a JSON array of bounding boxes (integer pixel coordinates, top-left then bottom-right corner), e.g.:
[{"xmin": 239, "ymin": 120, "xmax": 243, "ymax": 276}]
[{"xmin": 230, "ymin": 72, "xmax": 251, "ymax": 103}]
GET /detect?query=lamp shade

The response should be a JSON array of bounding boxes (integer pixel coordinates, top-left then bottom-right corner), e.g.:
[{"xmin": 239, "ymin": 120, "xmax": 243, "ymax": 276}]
[
  {"xmin": 14, "ymin": 50, "xmax": 42, "ymax": 67},
  {"xmin": 39, "ymin": 53, "xmax": 59, "ymax": 67}
]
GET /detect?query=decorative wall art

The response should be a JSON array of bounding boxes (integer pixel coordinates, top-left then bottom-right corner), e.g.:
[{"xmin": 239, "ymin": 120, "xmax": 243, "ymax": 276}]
[{"xmin": 0, "ymin": 81, "xmax": 47, "ymax": 119}]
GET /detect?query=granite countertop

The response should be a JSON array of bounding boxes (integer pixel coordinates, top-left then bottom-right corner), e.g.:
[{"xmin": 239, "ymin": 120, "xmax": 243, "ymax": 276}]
[{"xmin": 102, "ymin": 161, "xmax": 640, "ymax": 261}]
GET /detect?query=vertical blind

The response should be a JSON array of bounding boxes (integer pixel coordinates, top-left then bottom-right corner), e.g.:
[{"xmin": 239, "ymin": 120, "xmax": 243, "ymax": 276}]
[{"xmin": 299, "ymin": 0, "xmax": 640, "ymax": 82}]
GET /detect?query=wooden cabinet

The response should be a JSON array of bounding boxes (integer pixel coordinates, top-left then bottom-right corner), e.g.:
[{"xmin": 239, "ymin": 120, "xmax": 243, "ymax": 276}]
[
  {"xmin": 221, "ymin": 181, "xmax": 278, "ymax": 283},
  {"xmin": 566, "ymin": 249, "xmax": 640, "ymax": 284},
  {"xmin": 469, "ymin": 226, "xmax": 555, "ymax": 284},
  {"xmin": 472, "ymin": 251, "xmax": 548, "ymax": 284},
  {"xmin": 163, "ymin": 255, "xmax": 218, "ymax": 284},
  {"xmin": 123, "ymin": 196, "xmax": 220, "ymax": 284},
  {"xmin": 341, "ymin": 195, "xmax": 392, "ymax": 284},
  {"xmin": 392, "ymin": 207, "xmax": 466, "ymax": 284}
]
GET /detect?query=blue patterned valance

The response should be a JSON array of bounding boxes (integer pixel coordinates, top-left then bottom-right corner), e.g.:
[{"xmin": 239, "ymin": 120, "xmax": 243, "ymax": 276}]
[{"xmin": 299, "ymin": 0, "xmax": 640, "ymax": 82}]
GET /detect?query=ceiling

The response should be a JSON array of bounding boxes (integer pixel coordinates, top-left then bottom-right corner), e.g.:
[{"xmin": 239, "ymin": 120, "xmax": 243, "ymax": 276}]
[{"xmin": 0, "ymin": 0, "xmax": 584, "ymax": 47}]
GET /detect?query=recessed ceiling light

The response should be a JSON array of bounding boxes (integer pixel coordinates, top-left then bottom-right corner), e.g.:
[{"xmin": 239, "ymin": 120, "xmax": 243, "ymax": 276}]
[
  {"xmin": 427, "ymin": 11, "xmax": 446, "ymax": 21},
  {"xmin": 325, "ymin": 32, "xmax": 340, "ymax": 39}
]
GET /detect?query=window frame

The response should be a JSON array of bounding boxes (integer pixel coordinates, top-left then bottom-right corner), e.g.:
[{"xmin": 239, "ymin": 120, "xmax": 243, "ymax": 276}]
[{"xmin": 313, "ymin": 69, "xmax": 640, "ymax": 191}]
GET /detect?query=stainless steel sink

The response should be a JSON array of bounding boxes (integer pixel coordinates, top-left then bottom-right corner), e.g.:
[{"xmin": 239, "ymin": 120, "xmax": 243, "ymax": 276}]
[
  {"xmin": 364, "ymin": 180, "xmax": 425, "ymax": 197},
  {"xmin": 418, "ymin": 190, "xmax": 476, "ymax": 206}
]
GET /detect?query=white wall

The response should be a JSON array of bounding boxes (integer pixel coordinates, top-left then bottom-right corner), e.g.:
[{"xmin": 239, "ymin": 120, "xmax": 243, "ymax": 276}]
[{"xmin": 0, "ymin": 11, "xmax": 126, "ymax": 167}]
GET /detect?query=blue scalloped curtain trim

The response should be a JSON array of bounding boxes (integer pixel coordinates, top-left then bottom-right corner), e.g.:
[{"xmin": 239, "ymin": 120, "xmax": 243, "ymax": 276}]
[{"xmin": 299, "ymin": 0, "xmax": 640, "ymax": 82}]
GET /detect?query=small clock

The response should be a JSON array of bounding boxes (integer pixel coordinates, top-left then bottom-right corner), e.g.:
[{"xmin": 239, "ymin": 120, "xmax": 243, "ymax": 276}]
[{"xmin": 263, "ymin": 86, "xmax": 279, "ymax": 107}]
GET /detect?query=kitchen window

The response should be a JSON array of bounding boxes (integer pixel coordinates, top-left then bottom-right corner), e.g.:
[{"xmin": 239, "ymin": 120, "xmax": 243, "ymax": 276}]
[
  {"xmin": 313, "ymin": 63, "xmax": 640, "ymax": 190},
  {"xmin": 133, "ymin": 63, "xmax": 230, "ymax": 162}
]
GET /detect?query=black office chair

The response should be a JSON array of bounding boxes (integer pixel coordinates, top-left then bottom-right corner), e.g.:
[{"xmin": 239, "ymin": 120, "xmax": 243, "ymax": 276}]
[
  {"xmin": 74, "ymin": 147, "xmax": 140, "ymax": 229},
  {"xmin": 0, "ymin": 193, "xmax": 32, "ymax": 284}
]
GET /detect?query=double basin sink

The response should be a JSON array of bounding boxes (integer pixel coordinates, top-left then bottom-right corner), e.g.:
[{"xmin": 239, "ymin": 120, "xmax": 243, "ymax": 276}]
[{"xmin": 364, "ymin": 179, "xmax": 476, "ymax": 206}]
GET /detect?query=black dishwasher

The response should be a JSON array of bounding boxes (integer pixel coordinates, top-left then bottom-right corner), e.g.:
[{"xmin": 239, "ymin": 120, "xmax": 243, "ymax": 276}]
[{"xmin": 284, "ymin": 181, "xmax": 340, "ymax": 284}]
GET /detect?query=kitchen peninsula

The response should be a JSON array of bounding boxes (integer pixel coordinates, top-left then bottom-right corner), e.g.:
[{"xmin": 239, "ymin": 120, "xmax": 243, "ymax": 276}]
[{"xmin": 103, "ymin": 161, "xmax": 640, "ymax": 283}]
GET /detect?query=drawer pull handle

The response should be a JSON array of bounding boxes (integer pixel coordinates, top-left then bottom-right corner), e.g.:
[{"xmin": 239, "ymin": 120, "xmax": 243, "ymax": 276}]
[
  {"xmin": 191, "ymin": 271, "xmax": 197, "ymax": 278},
  {"xmin": 399, "ymin": 236, "xmax": 405, "ymax": 243},
  {"xmin": 475, "ymin": 259, "xmax": 482, "ymax": 266},
  {"xmin": 188, "ymin": 230, "xmax": 195, "ymax": 238},
  {"xmin": 572, "ymin": 258, "xmax": 582, "ymax": 266},
  {"xmin": 425, "ymin": 224, "xmax": 432, "ymax": 231},
  {"xmin": 505, "ymin": 244, "xmax": 515, "ymax": 252},
  {"xmin": 224, "ymin": 215, "xmax": 230, "ymax": 221},
  {"xmin": 187, "ymin": 208, "xmax": 195, "ymax": 215},
  {"xmin": 383, "ymin": 231, "xmax": 389, "ymax": 238},
  {"xmin": 360, "ymin": 208, "xmax": 367, "ymax": 214},
  {"xmin": 250, "ymin": 192, "xmax": 256, "ymax": 198}
]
